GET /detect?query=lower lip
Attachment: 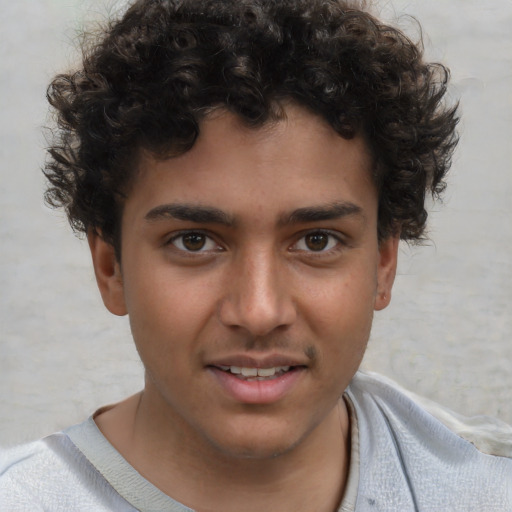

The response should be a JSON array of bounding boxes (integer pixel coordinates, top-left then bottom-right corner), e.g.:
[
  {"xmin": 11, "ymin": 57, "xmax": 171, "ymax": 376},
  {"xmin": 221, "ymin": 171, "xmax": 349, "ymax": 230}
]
[{"xmin": 208, "ymin": 367, "xmax": 305, "ymax": 404}]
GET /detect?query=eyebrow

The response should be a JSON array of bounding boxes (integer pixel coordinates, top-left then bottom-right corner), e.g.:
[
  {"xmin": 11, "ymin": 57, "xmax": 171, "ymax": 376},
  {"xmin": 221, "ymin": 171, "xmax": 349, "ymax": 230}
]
[
  {"xmin": 145, "ymin": 203, "xmax": 234, "ymax": 226},
  {"xmin": 144, "ymin": 200, "xmax": 363, "ymax": 227},
  {"xmin": 279, "ymin": 201, "xmax": 364, "ymax": 226}
]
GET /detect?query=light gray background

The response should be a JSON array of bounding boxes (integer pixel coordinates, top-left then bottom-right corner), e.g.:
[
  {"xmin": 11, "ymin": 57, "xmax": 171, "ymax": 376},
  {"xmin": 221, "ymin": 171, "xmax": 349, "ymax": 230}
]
[{"xmin": 1, "ymin": 0, "xmax": 511, "ymax": 446}]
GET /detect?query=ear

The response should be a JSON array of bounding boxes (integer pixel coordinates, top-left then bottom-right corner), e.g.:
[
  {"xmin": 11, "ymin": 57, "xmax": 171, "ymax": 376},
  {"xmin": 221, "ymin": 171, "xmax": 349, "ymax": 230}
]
[
  {"xmin": 374, "ymin": 234, "xmax": 400, "ymax": 311},
  {"xmin": 88, "ymin": 231, "xmax": 127, "ymax": 316}
]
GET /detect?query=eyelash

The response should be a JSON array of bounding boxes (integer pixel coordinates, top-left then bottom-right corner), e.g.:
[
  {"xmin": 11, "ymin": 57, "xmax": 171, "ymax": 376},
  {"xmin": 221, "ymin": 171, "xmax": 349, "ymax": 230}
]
[
  {"xmin": 291, "ymin": 230, "xmax": 345, "ymax": 254},
  {"xmin": 165, "ymin": 229, "xmax": 345, "ymax": 255},
  {"xmin": 166, "ymin": 230, "xmax": 222, "ymax": 254}
]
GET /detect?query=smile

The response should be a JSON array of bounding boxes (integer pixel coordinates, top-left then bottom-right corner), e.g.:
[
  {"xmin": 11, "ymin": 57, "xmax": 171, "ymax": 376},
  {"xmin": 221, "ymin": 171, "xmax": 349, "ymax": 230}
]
[
  {"xmin": 209, "ymin": 364, "xmax": 305, "ymax": 404},
  {"xmin": 217, "ymin": 365, "xmax": 291, "ymax": 380}
]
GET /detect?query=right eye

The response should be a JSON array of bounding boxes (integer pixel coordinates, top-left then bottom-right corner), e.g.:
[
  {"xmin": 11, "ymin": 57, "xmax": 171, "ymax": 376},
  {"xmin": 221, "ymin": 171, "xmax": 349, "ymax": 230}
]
[{"xmin": 169, "ymin": 231, "xmax": 220, "ymax": 253}]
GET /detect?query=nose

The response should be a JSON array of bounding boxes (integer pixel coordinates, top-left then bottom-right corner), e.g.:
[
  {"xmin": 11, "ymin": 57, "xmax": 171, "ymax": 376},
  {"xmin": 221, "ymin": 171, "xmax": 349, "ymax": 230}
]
[{"xmin": 218, "ymin": 248, "xmax": 297, "ymax": 336}]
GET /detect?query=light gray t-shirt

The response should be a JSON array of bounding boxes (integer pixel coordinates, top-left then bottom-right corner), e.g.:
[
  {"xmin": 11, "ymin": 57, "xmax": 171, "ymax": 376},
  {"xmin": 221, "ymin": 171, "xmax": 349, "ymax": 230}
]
[{"xmin": 1, "ymin": 371, "xmax": 511, "ymax": 511}]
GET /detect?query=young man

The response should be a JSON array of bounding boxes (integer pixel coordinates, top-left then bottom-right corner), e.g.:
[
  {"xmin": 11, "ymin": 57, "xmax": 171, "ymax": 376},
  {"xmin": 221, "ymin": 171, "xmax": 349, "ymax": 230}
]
[{"xmin": 1, "ymin": 0, "xmax": 511, "ymax": 510}]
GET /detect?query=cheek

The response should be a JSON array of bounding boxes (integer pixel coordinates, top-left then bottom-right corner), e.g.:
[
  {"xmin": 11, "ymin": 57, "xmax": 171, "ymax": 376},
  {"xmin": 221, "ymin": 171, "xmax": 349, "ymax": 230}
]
[
  {"xmin": 301, "ymin": 266, "xmax": 377, "ymax": 372},
  {"xmin": 123, "ymin": 270, "xmax": 216, "ymax": 361},
  {"xmin": 302, "ymin": 264, "xmax": 377, "ymax": 328}
]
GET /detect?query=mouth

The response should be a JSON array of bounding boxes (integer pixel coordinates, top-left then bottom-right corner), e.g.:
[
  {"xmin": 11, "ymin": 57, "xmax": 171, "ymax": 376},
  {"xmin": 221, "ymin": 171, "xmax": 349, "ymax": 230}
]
[
  {"xmin": 215, "ymin": 365, "xmax": 294, "ymax": 381},
  {"xmin": 207, "ymin": 362, "xmax": 306, "ymax": 404}
]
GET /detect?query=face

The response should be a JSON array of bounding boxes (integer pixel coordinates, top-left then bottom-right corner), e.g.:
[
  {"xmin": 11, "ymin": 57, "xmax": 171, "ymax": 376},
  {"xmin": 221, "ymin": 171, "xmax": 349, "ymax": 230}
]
[{"xmin": 91, "ymin": 105, "xmax": 398, "ymax": 460}]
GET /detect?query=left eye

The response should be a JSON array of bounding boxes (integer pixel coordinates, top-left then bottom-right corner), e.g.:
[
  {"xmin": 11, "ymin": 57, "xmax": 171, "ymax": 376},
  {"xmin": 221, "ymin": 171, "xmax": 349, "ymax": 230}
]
[
  {"xmin": 170, "ymin": 232, "xmax": 219, "ymax": 252},
  {"xmin": 294, "ymin": 231, "xmax": 340, "ymax": 252}
]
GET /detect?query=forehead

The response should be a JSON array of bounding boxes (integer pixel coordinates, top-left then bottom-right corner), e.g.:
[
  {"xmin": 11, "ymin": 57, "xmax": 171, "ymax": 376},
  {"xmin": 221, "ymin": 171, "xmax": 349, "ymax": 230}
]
[{"xmin": 128, "ymin": 104, "xmax": 376, "ymax": 224}]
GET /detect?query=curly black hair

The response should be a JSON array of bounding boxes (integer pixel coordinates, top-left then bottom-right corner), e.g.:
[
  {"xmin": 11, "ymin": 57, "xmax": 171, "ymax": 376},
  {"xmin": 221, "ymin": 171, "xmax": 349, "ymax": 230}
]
[{"xmin": 44, "ymin": 0, "xmax": 459, "ymax": 254}]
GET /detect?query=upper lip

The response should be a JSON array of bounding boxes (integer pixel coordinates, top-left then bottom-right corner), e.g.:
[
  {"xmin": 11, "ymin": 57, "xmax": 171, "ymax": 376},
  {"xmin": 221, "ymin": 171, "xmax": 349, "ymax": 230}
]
[{"xmin": 206, "ymin": 353, "xmax": 309, "ymax": 369}]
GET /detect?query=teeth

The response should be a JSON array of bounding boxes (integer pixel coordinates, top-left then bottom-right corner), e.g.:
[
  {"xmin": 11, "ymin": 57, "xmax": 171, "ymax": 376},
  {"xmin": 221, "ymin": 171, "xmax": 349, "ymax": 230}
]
[
  {"xmin": 257, "ymin": 367, "xmax": 276, "ymax": 377},
  {"xmin": 219, "ymin": 365, "xmax": 291, "ymax": 378}
]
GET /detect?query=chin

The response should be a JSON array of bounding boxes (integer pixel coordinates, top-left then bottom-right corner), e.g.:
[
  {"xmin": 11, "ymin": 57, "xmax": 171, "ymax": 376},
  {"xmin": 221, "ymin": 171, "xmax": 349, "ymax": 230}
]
[
  {"xmin": 211, "ymin": 439, "xmax": 299, "ymax": 461},
  {"xmin": 203, "ymin": 422, "xmax": 308, "ymax": 461}
]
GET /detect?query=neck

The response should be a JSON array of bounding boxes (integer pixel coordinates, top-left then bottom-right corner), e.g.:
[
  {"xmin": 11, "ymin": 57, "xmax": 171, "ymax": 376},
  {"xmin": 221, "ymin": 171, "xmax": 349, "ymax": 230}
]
[{"xmin": 95, "ymin": 389, "xmax": 351, "ymax": 512}]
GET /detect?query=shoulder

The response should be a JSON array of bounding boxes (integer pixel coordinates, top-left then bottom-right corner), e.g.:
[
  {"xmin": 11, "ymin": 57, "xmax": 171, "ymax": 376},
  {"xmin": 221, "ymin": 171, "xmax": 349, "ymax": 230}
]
[
  {"xmin": 0, "ymin": 426, "xmax": 136, "ymax": 512},
  {"xmin": 346, "ymin": 371, "xmax": 512, "ymax": 511},
  {"xmin": 0, "ymin": 437, "xmax": 61, "ymax": 485},
  {"xmin": 349, "ymin": 371, "xmax": 512, "ymax": 458},
  {"xmin": 1, "ymin": 436, "xmax": 65, "ymax": 511}
]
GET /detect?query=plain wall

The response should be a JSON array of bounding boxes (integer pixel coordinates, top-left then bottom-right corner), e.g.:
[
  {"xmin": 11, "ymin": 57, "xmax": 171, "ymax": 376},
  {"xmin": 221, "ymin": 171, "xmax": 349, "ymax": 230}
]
[{"xmin": 1, "ymin": 0, "xmax": 511, "ymax": 446}]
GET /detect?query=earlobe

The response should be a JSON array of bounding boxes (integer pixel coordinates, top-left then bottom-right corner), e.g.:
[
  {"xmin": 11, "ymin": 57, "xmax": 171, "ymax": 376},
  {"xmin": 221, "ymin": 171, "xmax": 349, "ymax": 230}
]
[
  {"xmin": 374, "ymin": 234, "xmax": 400, "ymax": 311},
  {"xmin": 88, "ymin": 231, "xmax": 127, "ymax": 316}
]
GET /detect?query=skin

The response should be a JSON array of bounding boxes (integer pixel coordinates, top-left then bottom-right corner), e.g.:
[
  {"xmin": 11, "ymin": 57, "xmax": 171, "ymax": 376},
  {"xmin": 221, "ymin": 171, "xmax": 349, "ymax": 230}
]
[{"xmin": 89, "ymin": 104, "xmax": 399, "ymax": 512}]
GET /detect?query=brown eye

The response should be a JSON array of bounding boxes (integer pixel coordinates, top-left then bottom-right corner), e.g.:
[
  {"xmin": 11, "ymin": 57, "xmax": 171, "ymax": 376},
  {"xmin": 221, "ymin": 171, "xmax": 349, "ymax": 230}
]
[
  {"xmin": 169, "ymin": 232, "xmax": 221, "ymax": 254},
  {"xmin": 293, "ymin": 231, "xmax": 340, "ymax": 253},
  {"xmin": 182, "ymin": 233, "xmax": 206, "ymax": 251},
  {"xmin": 170, "ymin": 231, "xmax": 221, "ymax": 254},
  {"xmin": 304, "ymin": 232, "xmax": 329, "ymax": 251}
]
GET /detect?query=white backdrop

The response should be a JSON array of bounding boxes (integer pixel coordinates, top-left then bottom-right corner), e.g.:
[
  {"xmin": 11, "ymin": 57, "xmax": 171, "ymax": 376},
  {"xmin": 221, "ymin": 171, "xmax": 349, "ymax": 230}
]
[{"xmin": 1, "ymin": 0, "xmax": 511, "ymax": 446}]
